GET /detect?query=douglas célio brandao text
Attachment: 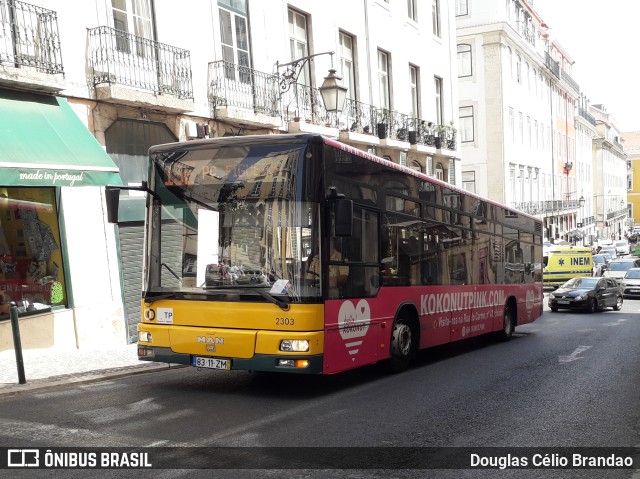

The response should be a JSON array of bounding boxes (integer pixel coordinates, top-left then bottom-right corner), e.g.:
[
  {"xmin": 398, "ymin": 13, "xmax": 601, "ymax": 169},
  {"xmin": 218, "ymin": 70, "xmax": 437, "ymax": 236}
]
[{"xmin": 470, "ymin": 453, "xmax": 635, "ymax": 469}]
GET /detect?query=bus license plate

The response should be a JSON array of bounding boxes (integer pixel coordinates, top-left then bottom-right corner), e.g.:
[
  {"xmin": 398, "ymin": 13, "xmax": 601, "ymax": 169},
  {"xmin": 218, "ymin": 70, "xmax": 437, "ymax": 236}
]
[{"xmin": 193, "ymin": 356, "xmax": 230, "ymax": 370}]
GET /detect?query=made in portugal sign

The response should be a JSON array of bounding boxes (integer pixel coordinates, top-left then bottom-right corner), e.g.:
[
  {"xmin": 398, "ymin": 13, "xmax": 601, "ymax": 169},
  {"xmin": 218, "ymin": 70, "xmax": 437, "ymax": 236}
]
[{"xmin": 8, "ymin": 168, "xmax": 122, "ymax": 187}]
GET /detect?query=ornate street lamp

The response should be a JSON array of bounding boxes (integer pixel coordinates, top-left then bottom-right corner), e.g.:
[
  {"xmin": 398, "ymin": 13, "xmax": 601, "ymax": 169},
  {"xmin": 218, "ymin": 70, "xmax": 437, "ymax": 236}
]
[
  {"xmin": 578, "ymin": 195, "xmax": 585, "ymax": 207},
  {"xmin": 276, "ymin": 51, "xmax": 348, "ymax": 113}
]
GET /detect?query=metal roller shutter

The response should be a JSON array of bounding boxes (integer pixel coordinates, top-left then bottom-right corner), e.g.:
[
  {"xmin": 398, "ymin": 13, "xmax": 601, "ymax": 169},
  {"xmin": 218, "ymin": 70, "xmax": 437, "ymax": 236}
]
[{"xmin": 118, "ymin": 224, "xmax": 144, "ymax": 342}]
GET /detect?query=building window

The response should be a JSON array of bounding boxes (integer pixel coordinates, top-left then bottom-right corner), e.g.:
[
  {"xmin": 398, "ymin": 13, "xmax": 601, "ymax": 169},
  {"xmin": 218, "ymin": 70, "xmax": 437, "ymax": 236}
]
[
  {"xmin": 339, "ymin": 32, "xmax": 356, "ymax": 101},
  {"xmin": 526, "ymin": 116, "xmax": 531, "ymax": 146},
  {"xmin": 459, "ymin": 106, "xmax": 474, "ymax": 143},
  {"xmin": 111, "ymin": 0, "xmax": 153, "ymax": 55},
  {"xmin": 516, "ymin": 54, "xmax": 521, "ymax": 83},
  {"xmin": 462, "ymin": 171, "xmax": 475, "ymax": 193},
  {"xmin": 456, "ymin": 0, "xmax": 468, "ymax": 16},
  {"xmin": 409, "ymin": 64, "xmax": 419, "ymax": 117},
  {"xmin": 411, "ymin": 160, "xmax": 422, "ymax": 172},
  {"xmin": 0, "ymin": 187, "xmax": 68, "ymax": 319},
  {"xmin": 408, "ymin": 0, "xmax": 418, "ymax": 21},
  {"xmin": 432, "ymin": 0, "xmax": 441, "ymax": 37},
  {"xmin": 457, "ymin": 44, "xmax": 472, "ymax": 77},
  {"xmin": 378, "ymin": 49, "xmax": 390, "ymax": 109},
  {"xmin": 219, "ymin": 0, "xmax": 250, "ymax": 82},
  {"xmin": 435, "ymin": 162, "xmax": 444, "ymax": 181},
  {"xmin": 507, "ymin": 47, "xmax": 513, "ymax": 80},
  {"xmin": 518, "ymin": 111, "xmax": 523, "ymax": 143},
  {"xmin": 288, "ymin": 9, "xmax": 310, "ymax": 86},
  {"xmin": 509, "ymin": 107, "xmax": 514, "ymax": 141},
  {"xmin": 434, "ymin": 76, "xmax": 443, "ymax": 125}
]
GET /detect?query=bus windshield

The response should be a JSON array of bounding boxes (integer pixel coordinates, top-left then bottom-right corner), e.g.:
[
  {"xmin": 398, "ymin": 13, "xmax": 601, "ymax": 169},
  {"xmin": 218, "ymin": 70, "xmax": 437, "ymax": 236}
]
[{"xmin": 145, "ymin": 142, "xmax": 322, "ymax": 301}]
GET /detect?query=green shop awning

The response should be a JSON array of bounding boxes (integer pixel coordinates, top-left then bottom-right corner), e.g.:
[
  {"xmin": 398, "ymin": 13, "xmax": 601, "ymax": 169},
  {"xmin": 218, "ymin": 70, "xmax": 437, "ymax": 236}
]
[{"xmin": 0, "ymin": 89, "xmax": 122, "ymax": 187}]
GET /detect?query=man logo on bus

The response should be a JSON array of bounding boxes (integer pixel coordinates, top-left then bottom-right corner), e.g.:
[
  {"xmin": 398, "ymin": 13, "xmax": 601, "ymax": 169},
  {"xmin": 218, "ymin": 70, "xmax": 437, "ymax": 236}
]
[{"xmin": 338, "ymin": 300, "xmax": 371, "ymax": 360}]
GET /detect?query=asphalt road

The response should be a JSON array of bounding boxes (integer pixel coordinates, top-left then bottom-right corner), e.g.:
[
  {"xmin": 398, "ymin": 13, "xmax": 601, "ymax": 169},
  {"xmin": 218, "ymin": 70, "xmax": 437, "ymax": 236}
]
[{"xmin": 1, "ymin": 297, "xmax": 639, "ymax": 479}]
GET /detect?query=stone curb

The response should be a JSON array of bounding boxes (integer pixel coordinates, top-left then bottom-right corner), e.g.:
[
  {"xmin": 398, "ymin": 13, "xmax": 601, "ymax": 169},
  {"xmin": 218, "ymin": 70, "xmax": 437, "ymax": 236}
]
[{"xmin": 0, "ymin": 363, "xmax": 185, "ymax": 397}]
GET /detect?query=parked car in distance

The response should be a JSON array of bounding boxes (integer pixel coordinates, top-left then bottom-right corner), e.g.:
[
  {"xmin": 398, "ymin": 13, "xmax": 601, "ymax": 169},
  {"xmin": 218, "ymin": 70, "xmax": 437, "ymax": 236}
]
[
  {"xmin": 614, "ymin": 240, "xmax": 630, "ymax": 256},
  {"xmin": 599, "ymin": 247, "xmax": 617, "ymax": 260},
  {"xmin": 602, "ymin": 258, "xmax": 640, "ymax": 282},
  {"xmin": 548, "ymin": 277, "xmax": 623, "ymax": 313},
  {"xmin": 592, "ymin": 254, "xmax": 606, "ymax": 276},
  {"xmin": 620, "ymin": 268, "xmax": 640, "ymax": 298}
]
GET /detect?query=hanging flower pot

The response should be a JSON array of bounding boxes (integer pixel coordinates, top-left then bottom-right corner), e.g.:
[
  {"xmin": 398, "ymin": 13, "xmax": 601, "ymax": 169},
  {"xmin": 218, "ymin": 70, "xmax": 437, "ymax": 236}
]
[{"xmin": 377, "ymin": 123, "xmax": 388, "ymax": 139}]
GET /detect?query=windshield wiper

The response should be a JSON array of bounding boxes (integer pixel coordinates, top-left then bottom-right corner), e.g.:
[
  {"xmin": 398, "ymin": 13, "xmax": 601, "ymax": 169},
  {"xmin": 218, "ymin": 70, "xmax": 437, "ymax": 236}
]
[{"xmin": 249, "ymin": 288, "xmax": 290, "ymax": 311}]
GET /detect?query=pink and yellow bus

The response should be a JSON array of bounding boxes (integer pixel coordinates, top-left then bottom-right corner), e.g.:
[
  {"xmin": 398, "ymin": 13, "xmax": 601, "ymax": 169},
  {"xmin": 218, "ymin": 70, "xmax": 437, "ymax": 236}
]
[{"xmin": 107, "ymin": 134, "xmax": 543, "ymax": 374}]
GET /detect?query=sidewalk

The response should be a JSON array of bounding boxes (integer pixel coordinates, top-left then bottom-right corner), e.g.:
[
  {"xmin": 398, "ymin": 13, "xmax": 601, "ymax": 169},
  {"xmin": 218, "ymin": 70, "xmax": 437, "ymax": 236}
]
[{"xmin": 0, "ymin": 342, "xmax": 172, "ymax": 396}]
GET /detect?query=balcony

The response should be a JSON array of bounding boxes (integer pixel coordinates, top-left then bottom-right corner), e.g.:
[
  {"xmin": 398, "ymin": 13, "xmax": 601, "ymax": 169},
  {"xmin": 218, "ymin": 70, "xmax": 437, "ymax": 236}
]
[
  {"xmin": 514, "ymin": 200, "xmax": 586, "ymax": 216},
  {"xmin": 578, "ymin": 108, "xmax": 596, "ymax": 126},
  {"xmin": 545, "ymin": 52, "xmax": 560, "ymax": 79},
  {"xmin": 560, "ymin": 69, "xmax": 579, "ymax": 94},
  {"xmin": 88, "ymin": 26, "xmax": 193, "ymax": 112},
  {"xmin": 0, "ymin": 0, "xmax": 64, "ymax": 92},
  {"xmin": 208, "ymin": 60, "xmax": 281, "ymax": 128},
  {"xmin": 207, "ymin": 60, "xmax": 455, "ymax": 156}
]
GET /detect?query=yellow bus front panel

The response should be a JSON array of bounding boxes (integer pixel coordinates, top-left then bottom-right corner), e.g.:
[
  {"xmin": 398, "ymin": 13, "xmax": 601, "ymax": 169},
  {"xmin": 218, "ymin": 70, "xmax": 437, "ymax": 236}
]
[{"xmin": 137, "ymin": 301, "xmax": 326, "ymax": 373}]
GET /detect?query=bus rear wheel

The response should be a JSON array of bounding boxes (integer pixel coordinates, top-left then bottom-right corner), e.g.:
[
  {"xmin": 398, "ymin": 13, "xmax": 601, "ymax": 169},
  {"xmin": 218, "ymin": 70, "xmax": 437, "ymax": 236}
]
[
  {"xmin": 385, "ymin": 316, "xmax": 415, "ymax": 373},
  {"xmin": 496, "ymin": 306, "xmax": 514, "ymax": 341}
]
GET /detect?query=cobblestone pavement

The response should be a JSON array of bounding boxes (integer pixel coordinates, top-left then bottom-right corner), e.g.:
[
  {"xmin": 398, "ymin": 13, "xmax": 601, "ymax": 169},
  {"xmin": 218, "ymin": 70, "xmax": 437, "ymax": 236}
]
[{"xmin": 0, "ymin": 343, "xmax": 171, "ymax": 395}]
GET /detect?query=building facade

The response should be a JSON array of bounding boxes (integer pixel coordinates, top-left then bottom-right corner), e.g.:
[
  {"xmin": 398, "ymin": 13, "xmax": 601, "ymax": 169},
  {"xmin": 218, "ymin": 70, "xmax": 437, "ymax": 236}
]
[
  {"xmin": 623, "ymin": 131, "xmax": 640, "ymax": 232},
  {"xmin": 455, "ymin": 0, "xmax": 625, "ymax": 245},
  {"xmin": 0, "ymin": 0, "xmax": 460, "ymax": 350}
]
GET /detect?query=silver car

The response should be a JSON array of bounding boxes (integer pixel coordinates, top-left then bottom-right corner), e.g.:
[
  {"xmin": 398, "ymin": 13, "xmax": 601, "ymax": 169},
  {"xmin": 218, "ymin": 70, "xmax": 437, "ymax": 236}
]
[
  {"xmin": 620, "ymin": 268, "xmax": 640, "ymax": 298},
  {"xmin": 603, "ymin": 258, "xmax": 640, "ymax": 282}
]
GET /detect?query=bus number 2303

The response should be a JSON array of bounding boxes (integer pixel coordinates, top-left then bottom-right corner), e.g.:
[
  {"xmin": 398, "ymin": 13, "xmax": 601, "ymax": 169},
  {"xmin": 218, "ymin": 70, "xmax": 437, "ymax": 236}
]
[{"xmin": 276, "ymin": 318, "xmax": 295, "ymax": 326}]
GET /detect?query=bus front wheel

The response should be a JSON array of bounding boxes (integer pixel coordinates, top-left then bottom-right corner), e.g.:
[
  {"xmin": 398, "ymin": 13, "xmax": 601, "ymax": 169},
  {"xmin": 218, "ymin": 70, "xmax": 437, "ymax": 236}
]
[{"xmin": 385, "ymin": 316, "xmax": 415, "ymax": 373}]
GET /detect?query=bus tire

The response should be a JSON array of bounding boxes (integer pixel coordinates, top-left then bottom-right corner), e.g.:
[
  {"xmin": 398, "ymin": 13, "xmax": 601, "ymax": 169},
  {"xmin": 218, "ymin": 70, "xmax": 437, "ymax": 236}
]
[
  {"xmin": 385, "ymin": 315, "xmax": 416, "ymax": 373},
  {"xmin": 496, "ymin": 304, "xmax": 514, "ymax": 342}
]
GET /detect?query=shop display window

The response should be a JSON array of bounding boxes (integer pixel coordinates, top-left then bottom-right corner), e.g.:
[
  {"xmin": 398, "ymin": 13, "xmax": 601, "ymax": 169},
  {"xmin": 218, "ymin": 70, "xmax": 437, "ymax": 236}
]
[{"xmin": 0, "ymin": 187, "xmax": 67, "ymax": 318}]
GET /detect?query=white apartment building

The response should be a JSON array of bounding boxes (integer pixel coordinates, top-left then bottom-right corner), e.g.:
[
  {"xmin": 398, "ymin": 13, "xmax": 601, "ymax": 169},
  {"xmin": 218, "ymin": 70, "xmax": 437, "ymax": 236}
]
[
  {"xmin": 0, "ymin": 0, "xmax": 459, "ymax": 350},
  {"xmin": 590, "ymin": 105, "xmax": 628, "ymax": 241},
  {"xmin": 454, "ymin": 0, "xmax": 624, "ymax": 245}
]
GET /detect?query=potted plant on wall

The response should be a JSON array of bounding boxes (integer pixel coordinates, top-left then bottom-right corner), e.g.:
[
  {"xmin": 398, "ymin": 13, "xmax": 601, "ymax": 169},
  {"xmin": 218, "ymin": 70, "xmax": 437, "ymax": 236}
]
[
  {"xmin": 446, "ymin": 121, "xmax": 457, "ymax": 149},
  {"xmin": 435, "ymin": 123, "xmax": 447, "ymax": 149},
  {"xmin": 377, "ymin": 109, "xmax": 390, "ymax": 139}
]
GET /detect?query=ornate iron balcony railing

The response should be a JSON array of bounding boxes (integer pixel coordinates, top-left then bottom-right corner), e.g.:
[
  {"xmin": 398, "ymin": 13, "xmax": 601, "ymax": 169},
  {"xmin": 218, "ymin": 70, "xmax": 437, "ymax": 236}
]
[
  {"xmin": 340, "ymin": 99, "xmax": 378, "ymax": 135},
  {"xmin": 545, "ymin": 52, "xmax": 560, "ymax": 79},
  {"xmin": 88, "ymin": 26, "xmax": 193, "ymax": 99},
  {"xmin": 208, "ymin": 60, "xmax": 280, "ymax": 117},
  {"xmin": 0, "ymin": 0, "xmax": 62, "ymax": 74},
  {"xmin": 280, "ymin": 81, "xmax": 329, "ymax": 125},
  {"xmin": 560, "ymin": 69, "xmax": 579, "ymax": 93}
]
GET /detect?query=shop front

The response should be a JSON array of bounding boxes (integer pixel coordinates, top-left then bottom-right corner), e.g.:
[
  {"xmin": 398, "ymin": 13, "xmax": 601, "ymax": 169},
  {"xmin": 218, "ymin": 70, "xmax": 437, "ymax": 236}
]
[{"xmin": 0, "ymin": 89, "xmax": 123, "ymax": 351}]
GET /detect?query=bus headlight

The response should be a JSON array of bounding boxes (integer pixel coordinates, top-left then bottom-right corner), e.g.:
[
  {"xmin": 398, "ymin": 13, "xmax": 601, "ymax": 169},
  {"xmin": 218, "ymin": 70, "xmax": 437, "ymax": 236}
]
[
  {"xmin": 139, "ymin": 331, "xmax": 153, "ymax": 342},
  {"xmin": 280, "ymin": 339, "xmax": 310, "ymax": 352}
]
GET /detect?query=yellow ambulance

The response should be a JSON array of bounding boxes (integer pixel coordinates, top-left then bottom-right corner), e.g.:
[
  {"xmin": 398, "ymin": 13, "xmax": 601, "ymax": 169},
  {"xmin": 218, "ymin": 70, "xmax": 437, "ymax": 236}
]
[{"xmin": 543, "ymin": 245, "xmax": 593, "ymax": 288}]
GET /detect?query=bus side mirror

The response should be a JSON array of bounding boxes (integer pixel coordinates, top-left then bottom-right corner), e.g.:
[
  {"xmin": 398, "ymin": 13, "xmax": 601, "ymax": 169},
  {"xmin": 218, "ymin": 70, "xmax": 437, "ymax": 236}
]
[
  {"xmin": 333, "ymin": 198, "xmax": 353, "ymax": 237},
  {"xmin": 105, "ymin": 186, "xmax": 120, "ymax": 224}
]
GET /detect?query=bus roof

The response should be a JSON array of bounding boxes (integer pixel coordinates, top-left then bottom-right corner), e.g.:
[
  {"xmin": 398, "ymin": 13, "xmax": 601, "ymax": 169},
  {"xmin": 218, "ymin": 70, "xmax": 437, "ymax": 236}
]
[{"xmin": 148, "ymin": 133, "xmax": 540, "ymax": 223}]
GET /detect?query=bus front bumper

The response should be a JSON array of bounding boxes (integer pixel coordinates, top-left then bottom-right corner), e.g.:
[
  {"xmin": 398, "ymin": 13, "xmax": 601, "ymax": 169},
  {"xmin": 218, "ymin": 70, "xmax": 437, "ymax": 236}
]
[{"xmin": 137, "ymin": 346, "xmax": 324, "ymax": 374}]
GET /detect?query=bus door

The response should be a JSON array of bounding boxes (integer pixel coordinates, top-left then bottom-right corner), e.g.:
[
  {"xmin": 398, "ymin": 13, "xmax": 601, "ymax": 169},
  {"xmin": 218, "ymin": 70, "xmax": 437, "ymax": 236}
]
[{"xmin": 323, "ymin": 203, "xmax": 383, "ymax": 374}]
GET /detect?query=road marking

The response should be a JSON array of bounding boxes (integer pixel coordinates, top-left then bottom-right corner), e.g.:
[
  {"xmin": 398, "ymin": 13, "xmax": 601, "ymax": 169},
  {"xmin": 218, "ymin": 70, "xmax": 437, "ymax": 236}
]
[
  {"xmin": 603, "ymin": 318, "xmax": 627, "ymax": 327},
  {"xmin": 0, "ymin": 417, "xmax": 186, "ymax": 447},
  {"xmin": 559, "ymin": 345, "xmax": 592, "ymax": 363}
]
